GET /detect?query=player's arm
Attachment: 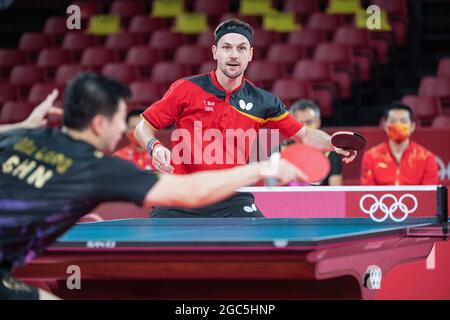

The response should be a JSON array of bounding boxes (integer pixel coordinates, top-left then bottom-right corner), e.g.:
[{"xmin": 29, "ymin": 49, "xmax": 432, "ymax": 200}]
[
  {"xmin": 360, "ymin": 151, "xmax": 375, "ymax": 185},
  {"xmin": 0, "ymin": 89, "xmax": 61, "ymax": 133},
  {"xmin": 294, "ymin": 127, "xmax": 356, "ymax": 164},
  {"xmin": 145, "ymin": 160, "xmax": 305, "ymax": 208}
]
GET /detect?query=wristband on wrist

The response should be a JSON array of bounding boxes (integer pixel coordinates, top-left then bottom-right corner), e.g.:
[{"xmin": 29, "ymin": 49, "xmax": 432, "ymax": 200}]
[{"xmin": 146, "ymin": 138, "xmax": 161, "ymax": 156}]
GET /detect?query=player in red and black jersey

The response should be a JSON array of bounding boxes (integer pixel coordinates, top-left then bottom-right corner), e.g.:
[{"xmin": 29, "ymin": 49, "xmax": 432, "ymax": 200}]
[
  {"xmin": 0, "ymin": 74, "xmax": 304, "ymax": 299},
  {"xmin": 136, "ymin": 19, "xmax": 357, "ymax": 218}
]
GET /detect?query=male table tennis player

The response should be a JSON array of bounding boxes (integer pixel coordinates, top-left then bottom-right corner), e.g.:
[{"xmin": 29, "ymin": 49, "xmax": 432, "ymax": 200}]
[
  {"xmin": 135, "ymin": 19, "xmax": 357, "ymax": 218},
  {"xmin": 361, "ymin": 101, "xmax": 439, "ymax": 185},
  {"xmin": 0, "ymin": 73, "xmax": 305, "ymax": 300}
]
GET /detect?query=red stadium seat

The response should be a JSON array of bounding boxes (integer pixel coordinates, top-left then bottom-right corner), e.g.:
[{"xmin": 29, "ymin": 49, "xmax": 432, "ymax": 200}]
[
  {"xmin": 246, "ymin": 61, "xmax": 282, "ymax": 90},
  {"xmin": 43, "ymin": 16, "xmax": 69, "ymax": 44},
  {"xmin": 314, "ymin": 43, "xmax": 356, "ymax": 97},
  {"xmin": 333, "ymin": 26, "xmax": 378, "ymax": 66},
  {"xmin": 174, "ymin": 45, "xmax": 210, "ymax": 74},
  {"xmin": 0, "ymin": 101, "xmax": 35, "ymax": 124},
  {"xmin": 62, "ymin": 33, "xmax": 97, "ymax": 61},
  {"xmin": 371, "ymin": 0, "xmax": 408, "ymax": 46},
  {"xmin": 129, "ymin": 81, "xmax": 162, "ymax": 108},
  {"xmin": 283, "ymin": 0, "xmax": 320, "ymax": 24},
  {"xmin": 271, "ymin": 78, "xmax": 312, "ymax": 107},
  {"xmin": 101, "ymin": 63, "xmax": 136, "ymax": 84},
  {"xmin": 252, "ymin": 29, "xmax": 278, "ymax": 59},
  {"xmin": 81, "ymin": 47, "xmax": 116, "ymax": 72},
  {"xmin": 0, "ymin": 83, "xmax": 18, "ymax": 107},
  {"xmin": 220, "ymin": 13, "xmax": 261, "ymax": 29},
  {"xmin": 55, "ymin": 64, "xmax": 85, "ymax": 86},
  {"xmin": 71, "ymin": 1, "xmax": 103, "ymax": 20},
  {"xmin": 149, "ymin": 30, "xmax": 185, "ymax": 60},
  {"xmin": 151, "ymin": 62, "xmax": 186, "ymax": 90},
  {"xmin": 9, "ymin": 65, "xmax": 43, "ymax": 97},
  {"xmin": 28, "ymin": 83, "xmax": 60, "ymax": 104},
  {"xmin": 267, "ymin": 44, "xmax": 307, "ymax": 75},
  {"xmin": 128, "ymin": 15, "xmax": 164, "ymax": 42},
  {"xmin": 194, "ymin": 0, "xmax": 230, "ymax": 25},
  {"xmin": 372, "ymin": 0, "xmax": 407, "ymax": 16},
  {"xmin": 198, "ymin": 61, "xmax": 216, "ymax": 74},
  {"xmin": 401, "ymin": 95, "xmax": 442, "ymax": 125},
  {"xmin": 418, "ymin": 77, "xmax": 450, "ymax": 109},
  {"xmin": 307, "ymin": 13, "xmax": 345, "ymax": 40},
  {"xmin": 293, "ymin": 60, "xmax": 339, "ymax": 108},
  {"xmin": 125, "ymin": 46, "xmax": 159, "ymax": 79},
  {"xmin": 196, "ymin": 30, "xmax": 215, "ymax": 49},
  {"xmin": 105, "ymin": 33, "xmax": 141, "ymax": 60},
  {"xmin": 18, "ymin": 32, "xmax": 53, "ymax": 62},
  {"xmin": 437, "ymin": 57, "xmax": 450, "ymax": 79},
  {"xmin": 0, "ymin": 49, "xmax": 26, "ymax": 80},
  {"xmin": 287, "ymin": 29, "xmax": 325, "ymax": 57},
  {"xmin": 37, "ymin": 48, "xmax": 71, "ymax": 80},
  {"xmin": 110, "ymin": 0, "xmax": 146, "ymax": 26},
  {"xmin": 431, "ymin": 115, "xmax": 450, "ymax": 128}
]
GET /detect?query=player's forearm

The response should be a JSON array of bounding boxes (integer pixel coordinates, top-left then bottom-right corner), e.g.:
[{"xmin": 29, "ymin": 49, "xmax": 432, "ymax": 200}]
[
  {"xmin": 296, "ymin": 127, "xmax": 333, "ymax": 152},
  {"xmin": 134, "ymin": 120, "xmax": 157, "ymax": 150},
  {"xmin": 147, "ymin": 163, "xmax": 265, "ymax": 208},
  {"xmin": 0, "ymin": 122, "xmax": 25, "ymax": 133}
]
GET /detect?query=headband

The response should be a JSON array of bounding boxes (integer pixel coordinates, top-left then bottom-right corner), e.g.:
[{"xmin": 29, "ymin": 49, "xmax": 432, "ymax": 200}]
[{"xmin": 215, "ymin": 24, "xmax": 253, "ymax": 46}]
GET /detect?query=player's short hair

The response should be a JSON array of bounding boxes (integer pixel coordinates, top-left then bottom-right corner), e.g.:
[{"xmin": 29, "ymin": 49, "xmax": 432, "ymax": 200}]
[
  {"xmin": 126, "ymin": 108, "xmax": 145, "ymax": 124},
  {"xmin": 384, "ymin": 101, "xmax": 415, "ymax": 122},
  {"xmin": 289, "ymin": 99, "xmax": 321, "ymax": 118},
  {"xmin": 63, "ymin": 73, "xmax": 131, "ymax": 130},
  {"xmin": 214, "ymin": 18, "xmax": 254, "ymax": 46}
]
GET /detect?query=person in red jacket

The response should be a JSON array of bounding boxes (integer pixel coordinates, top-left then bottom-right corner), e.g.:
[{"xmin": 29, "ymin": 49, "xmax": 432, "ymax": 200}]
[
  {"xmin": 361, "ymin": 101, "xmax": 439, "ymax": 185},
  {"xmin": 113, "ymin": 109, "xmax": 153, "ymax": 171}
]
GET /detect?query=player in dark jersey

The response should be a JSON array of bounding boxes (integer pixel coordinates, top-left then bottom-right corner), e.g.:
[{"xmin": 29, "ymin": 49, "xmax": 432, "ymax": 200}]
[
  {"xmin": 0, "ymin": 73, "xmax": 306, "ymax": 300},
  {"xmin": 135, "ymin": 19, "xmax": 358, "ymax": 218}
]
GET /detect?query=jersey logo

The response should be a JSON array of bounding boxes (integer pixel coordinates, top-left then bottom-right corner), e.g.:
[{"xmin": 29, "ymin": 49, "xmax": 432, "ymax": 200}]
[
  {"xmin": 239, "ymin": 99, "xmax": 253, "ymax": 111},
  {"xmin": 203, "ymin": 100, "xmax": 215, "ymax": 111}
]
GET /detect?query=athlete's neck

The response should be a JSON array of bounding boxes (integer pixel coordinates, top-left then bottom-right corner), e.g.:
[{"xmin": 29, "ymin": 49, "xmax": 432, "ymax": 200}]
[
  {"xmin": 214, "ymin": 68, "xmax": 244, "ymax": 92},
  {"xmin": 388, "ymin": 138, "xmax": 410, "ymax": 161},
  {"xmin": 62, "ymin": 127, "xmax": 103, "ymax": 152}
]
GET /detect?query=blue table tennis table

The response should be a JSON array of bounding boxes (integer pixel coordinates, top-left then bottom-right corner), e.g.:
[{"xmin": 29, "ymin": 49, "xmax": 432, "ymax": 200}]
[{"xmin": 14, "ymin": 186, "xmax": 448, "ymax": 300}]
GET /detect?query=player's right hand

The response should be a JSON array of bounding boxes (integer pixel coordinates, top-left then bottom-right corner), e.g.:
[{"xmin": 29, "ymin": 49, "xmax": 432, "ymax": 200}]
[
  {"xmin": 152, "ymin": 145, "xmax": 174, "ymax": 174},
  {"xmin": 275, "ymin": 159, "xmax": 309, "ymax": 185}
]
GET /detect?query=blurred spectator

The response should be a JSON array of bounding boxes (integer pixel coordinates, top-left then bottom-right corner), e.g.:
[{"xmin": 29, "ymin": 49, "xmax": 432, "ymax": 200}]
[
  {"xmin": 113, "ymin": 109, "xmax": 153, "ymax": 171},
  {"xmin": 361, "ymin": 101, "xmax": 439, "ymax": 185},
  {"xmin": 274, "ymin": 99, "xmax": 343, "ymax": 186}
]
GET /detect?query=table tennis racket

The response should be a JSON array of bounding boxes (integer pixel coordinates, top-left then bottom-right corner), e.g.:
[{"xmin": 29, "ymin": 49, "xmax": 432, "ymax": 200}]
[
  {"xmin": 280, "ymin": 142, "xmax": 331, "ymax": 183},
  {"xmin": 331, "ymin": 131, "xmax": 366, "ymax": 151}
]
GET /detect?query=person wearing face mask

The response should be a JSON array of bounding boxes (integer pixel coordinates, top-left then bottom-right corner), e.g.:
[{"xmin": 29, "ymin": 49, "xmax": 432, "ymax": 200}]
[
  {"xmin": 361, "ymin": 101, "xmax": 439, "ymax": 185},
  {"xmin": 113, "ymin": 109, "xmax": 154, "ymax": 171}
]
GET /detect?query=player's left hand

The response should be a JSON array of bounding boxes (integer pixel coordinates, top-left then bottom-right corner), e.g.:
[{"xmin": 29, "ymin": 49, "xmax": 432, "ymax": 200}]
[
  {"xmin": 334, "ymin": 147, "xmax": 357, "ymax": 164},
  {"xmin": 22, "ymin": 89, "xmax": 62, "ymax": 128}
]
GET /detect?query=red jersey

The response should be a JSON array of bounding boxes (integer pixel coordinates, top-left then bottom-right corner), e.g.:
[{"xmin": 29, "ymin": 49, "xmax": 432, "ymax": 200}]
[
  {"xmin": 361, "ymin": 141, "xmax": 439, "ymax": 185},
  {"xmin": 141, "ymin": 70, "xmax": 303, "ymax": 174},
  {"xmin": 113, "ymin": 144, "xmax": 154, "ymax": 171}
]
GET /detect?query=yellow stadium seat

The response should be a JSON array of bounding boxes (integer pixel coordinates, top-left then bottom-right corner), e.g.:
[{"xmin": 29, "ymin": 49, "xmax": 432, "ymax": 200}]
[
  {"xmin": 152, "ymin": 0, "xmax": 183, "ymax": 18},
  {"xmin": 355, "ymin": 8, "xmax": 392, "ymax": 31},
  {"xmin": 326, "ymin": 0, "xmax": 362, "ymax": 14},
  {"xmin": 87, "ymin": 15, "xmax": 120, "ymax": 35},
  {"xmin": 263, "ymin": 11, "xmax": 300, "ymax": 32},
  {"xmin": 239, "ymin": 0, "xmax": 272, "ymax": 16},
  {"xmin": 173, "ymin": 13, "xmax": 208, "ymax": 34}
]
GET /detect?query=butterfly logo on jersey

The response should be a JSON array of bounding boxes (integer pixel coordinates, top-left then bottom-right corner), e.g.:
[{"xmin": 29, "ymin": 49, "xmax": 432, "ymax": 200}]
[{"xmin": 239, "ymin": 99, "xmax": 253, "ymax": 111}]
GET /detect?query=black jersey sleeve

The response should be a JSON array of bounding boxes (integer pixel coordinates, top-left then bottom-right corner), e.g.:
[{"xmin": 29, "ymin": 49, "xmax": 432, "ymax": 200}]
[{"xmin": 90, "ymin": 156, "xmax": 159, "ymax": 206}]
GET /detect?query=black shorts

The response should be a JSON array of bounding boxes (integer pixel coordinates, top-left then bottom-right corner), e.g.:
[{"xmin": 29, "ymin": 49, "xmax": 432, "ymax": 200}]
[
  {"xmin": 151, "ymin": 192, "xmax": 264, "ymax": 218},
  {"xmin": 0, "ymin": 270, "xmax": 39, "ymax": 300}
]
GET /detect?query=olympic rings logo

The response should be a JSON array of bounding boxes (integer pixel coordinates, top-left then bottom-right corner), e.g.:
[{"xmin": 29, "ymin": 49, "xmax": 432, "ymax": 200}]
[{"xmin": 359, "ymin": 194, "xmax": 418, "ymax": 222}]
